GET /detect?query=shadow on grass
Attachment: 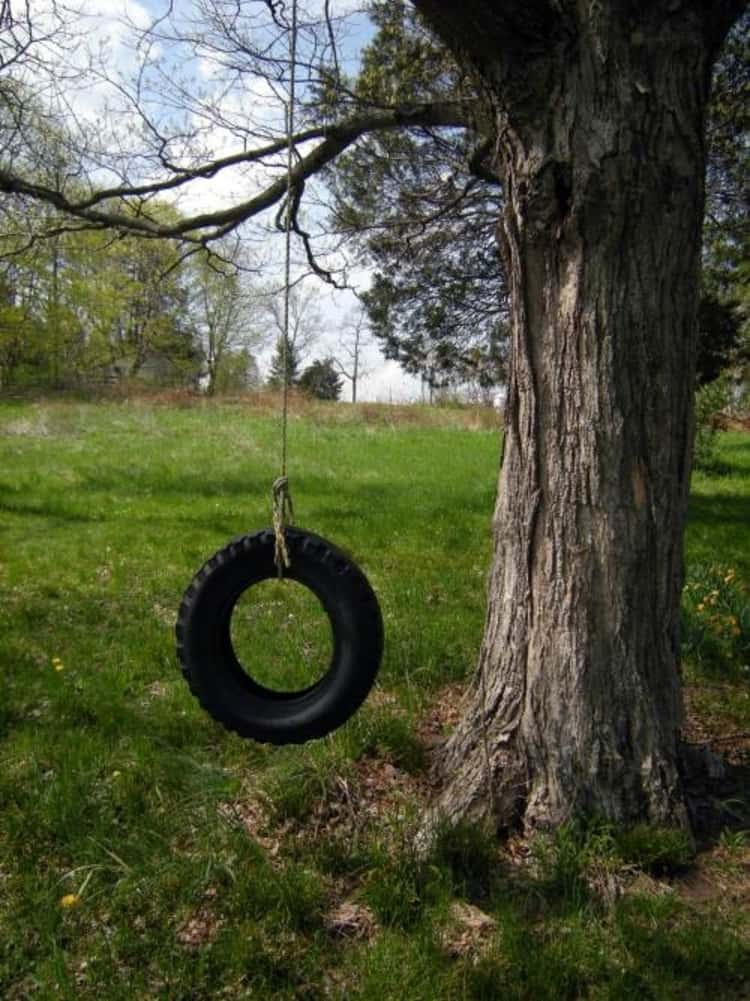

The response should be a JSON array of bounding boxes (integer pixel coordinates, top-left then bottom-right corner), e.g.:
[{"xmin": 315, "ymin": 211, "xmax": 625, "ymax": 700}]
[
  {"xmin": 687, "ymin": 494, "xmax": 750, "ymax": 527},
  {"xmin": 346, "ymin": 815, "xmax": 750, "ymax": 1000},
  {"xmin": 0, "ymin": 498, "xmax": 262, "ymax": 540},
  {"xmin": 73, "ymin": 467, "xmax": 270, "ymax": 499},
  {"xmin": 0, "ymin": 667, "xmax": 219, "ymax": 754},
  {"xmin": 0, "ymin": 499, "xmax": 106, "ymax": 523},
  {"xmin": 65, "ymin": 466, "xmax": 494, "ymax": 518},
  {"xmin": 693, "ymin": 459, "xmax": 738, "ymax": 478}
]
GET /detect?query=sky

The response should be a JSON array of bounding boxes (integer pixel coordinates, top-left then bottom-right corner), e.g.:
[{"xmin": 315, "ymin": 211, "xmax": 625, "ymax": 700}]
[{"xmin": 20, "ymin": 0, "xmax": 426, "ymax": 400}]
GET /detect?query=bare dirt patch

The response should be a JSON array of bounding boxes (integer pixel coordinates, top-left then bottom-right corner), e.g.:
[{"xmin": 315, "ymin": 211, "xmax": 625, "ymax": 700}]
[{"xmin": 673, "ymin": 844, "xmax": 750, "ymax": 915}]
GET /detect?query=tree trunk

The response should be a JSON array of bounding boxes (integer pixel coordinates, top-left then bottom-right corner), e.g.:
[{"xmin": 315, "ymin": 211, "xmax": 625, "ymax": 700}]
[{"xmin": 412, "ymin": 3, "xmax": 732, "ymax": 833}]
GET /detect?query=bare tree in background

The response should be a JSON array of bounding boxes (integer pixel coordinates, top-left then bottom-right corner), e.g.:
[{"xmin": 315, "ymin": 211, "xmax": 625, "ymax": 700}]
[
  {"xmin": 334, "ymin": 306, "xmax": 373, "ymax": 404},
  {"xmin": 263, "ymin": 284, "xmax": 322, "ymax": 369}
]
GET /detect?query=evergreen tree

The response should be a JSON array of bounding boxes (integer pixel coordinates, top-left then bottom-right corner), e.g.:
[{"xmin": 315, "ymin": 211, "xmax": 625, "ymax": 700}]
[
  {"xmin": 298, "ymin": 358, "xmax": 343, "ymax": 400},
  {"xmin": 266, "ymin": 335, "xmax": 300, "ymax": 389},
  {"xmin": 331, "ymin": 3, "xmax": 506, "ymax": 391}
]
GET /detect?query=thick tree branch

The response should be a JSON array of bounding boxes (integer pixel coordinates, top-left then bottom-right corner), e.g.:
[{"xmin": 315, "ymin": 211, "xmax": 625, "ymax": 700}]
[{"xmin": 0, "ymin": 102, "xmax": 470, "ymax": 242}]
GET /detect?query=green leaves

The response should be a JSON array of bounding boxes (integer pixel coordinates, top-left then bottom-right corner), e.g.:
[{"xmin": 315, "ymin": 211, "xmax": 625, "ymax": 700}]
[{"xmin": 298, "ymin": 358, "xmax": 343, "ymax": 400}]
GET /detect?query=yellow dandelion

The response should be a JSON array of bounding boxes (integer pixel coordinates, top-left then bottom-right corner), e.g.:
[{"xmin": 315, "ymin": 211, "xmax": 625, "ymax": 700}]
[
  {"xmin": 724, "ymin": 571, "xmax": 736, "ymax": 583},
  {"xmin": 60, "ymin": 893, "xmax": 80, "ymax": 909},
  {"xmin": 54, "ymin": 663, "xmax": 64, "ymax": 672},
  {"xmin": 697, "ymin": 603, "xmax": 705, "ymax": 612}
]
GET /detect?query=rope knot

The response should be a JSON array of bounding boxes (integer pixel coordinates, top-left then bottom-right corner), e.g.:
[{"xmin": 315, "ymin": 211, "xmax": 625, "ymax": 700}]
[{"xmin": 272, "ymin": 476, "xmax": 294, "ymax": 574}]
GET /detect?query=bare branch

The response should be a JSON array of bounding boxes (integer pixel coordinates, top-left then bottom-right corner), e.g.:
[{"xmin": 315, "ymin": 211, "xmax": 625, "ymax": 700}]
[{"xmin": 0, "ymin": 101, "xmax": 470, "ymax": 244}]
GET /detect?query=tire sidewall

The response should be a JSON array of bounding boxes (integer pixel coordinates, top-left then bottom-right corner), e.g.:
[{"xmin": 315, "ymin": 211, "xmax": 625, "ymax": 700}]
[{"xmin": 177, "ymin": 528, "xmax": 383, "ymax": 744}]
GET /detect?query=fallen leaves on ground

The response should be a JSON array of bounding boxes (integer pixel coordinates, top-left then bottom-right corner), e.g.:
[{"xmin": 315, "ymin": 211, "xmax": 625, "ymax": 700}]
[
  {"xmin": 324, "ymin": 901, "xmax": 378, "ymax": 940},
  {"xmin": 440, "ymin": 901, "xmax": 497, "ymax": 959},
  {"xmin": 176, "ymin": 888, "xmax": 223, "ymax": 948}
]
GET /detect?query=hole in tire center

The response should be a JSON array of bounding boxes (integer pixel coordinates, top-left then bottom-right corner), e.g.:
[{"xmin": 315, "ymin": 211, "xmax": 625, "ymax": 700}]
[{"xmin": 230, "ymin": 579, "xmax": 334, "ymax": 693}]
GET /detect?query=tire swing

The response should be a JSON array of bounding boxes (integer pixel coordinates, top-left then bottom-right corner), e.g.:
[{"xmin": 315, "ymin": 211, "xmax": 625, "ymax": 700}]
[
  {"xmin": 176, "ymin": 519, "xmax": 384, "ymax": 745},
  {"xmin": 175, "ymin": 3, "xmax": 383, "ymax": 745}
]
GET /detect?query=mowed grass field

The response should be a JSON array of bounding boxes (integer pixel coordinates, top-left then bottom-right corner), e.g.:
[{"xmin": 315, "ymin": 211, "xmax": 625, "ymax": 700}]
[{"xmin": 0, "ymin": 397, "xmax": 748, "ymax": 1001}]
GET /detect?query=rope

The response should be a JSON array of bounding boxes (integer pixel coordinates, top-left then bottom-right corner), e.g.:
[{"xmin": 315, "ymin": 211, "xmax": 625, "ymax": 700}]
[
  {"xmin": 272, "ymin": 475, "xmax": 294, "ymax": 572},
  {"xmin": 273, "ymin": 0, "xmax": 298, "ymax": 575}
]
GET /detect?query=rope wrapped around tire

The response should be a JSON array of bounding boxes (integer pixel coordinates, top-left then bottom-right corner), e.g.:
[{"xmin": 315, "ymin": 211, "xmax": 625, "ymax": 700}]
[{"xmin": 176, "ymin": 527, "xmax": 383, "ymax": 745}]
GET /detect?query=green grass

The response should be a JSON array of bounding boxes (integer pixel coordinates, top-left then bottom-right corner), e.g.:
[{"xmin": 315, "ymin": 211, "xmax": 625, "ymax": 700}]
[
  {"xmin": 0, "ymin": 399, "xmax": 748, "ymax": 1000},
  {"xmin": 683, "ymin": 432, "xmax": 750, "ymax": 735},
  {"xmin": 687, "ymin": 432, "xmax": 750, "ymax": 580}
]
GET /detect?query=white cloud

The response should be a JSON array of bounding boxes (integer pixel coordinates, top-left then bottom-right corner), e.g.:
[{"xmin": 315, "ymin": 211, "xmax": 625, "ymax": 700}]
[{"xmin": 358, "ymin": 360, "xmax": 423, "ymax": 404}]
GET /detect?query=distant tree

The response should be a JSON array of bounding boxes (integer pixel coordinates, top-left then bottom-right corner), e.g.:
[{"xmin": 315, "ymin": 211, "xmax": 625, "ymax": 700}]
[
  {"xmin": 298, "ymin": 357, "xmax": 343, "ymax": 400},
  {"xmin": 264, "ymin": 285, "xmax": 324, "ymax": 391},
  {"xmin": 263, "ymin": 286, "xmax": 321, "ymax": 361},
  {"xmin": 190, "ymin": 245, "xmax": 265, "ymax": 395},
  {"xmin": 330, "ymin": 2, "xmax": 507, "ymax": 391},
  {"xmin": 213, "ymin": 348, "xmax": 260, "ymax": 393},
  {"xmin": 0, "ymin": 238, "xmax": 45, "ymax": 386},
  {"xmin": 703, "ymin": 14, "xmax": 749, "ymax": 310},
  {"xmin": 101, "ymin": 230, "xmax": 196, "ymax": 382},
  {"xmin": 701, "ymin": 16, "xmax": 749, "ymax": 399},
  {"xmin": 0, "ymin": 198, "xmax": 202, "ymax": 388},
  {"xmin": 266, "ymin": 335, "xmax": 301, "ymax": 390},
  {"xmin": 333, "ymin": 307, "xmax": 374, "ymax": 404}
]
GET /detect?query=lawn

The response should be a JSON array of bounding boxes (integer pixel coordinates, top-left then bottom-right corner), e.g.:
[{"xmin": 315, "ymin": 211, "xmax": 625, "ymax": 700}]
[{"xmin": 0, "ymin": 398, "xmax": 748, "ymax": 1000}]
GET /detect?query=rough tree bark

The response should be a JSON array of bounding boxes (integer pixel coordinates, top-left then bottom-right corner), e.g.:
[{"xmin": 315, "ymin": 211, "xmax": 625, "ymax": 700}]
[{"xmin": 411, "ymin": 0, "xmax": 747, "ymax": 832}]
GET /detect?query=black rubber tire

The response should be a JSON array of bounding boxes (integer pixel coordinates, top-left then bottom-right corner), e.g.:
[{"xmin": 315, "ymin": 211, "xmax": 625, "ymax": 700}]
[{"xmin": 176, "ymin": 527, "xmax": 384, "ymax": 744}]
